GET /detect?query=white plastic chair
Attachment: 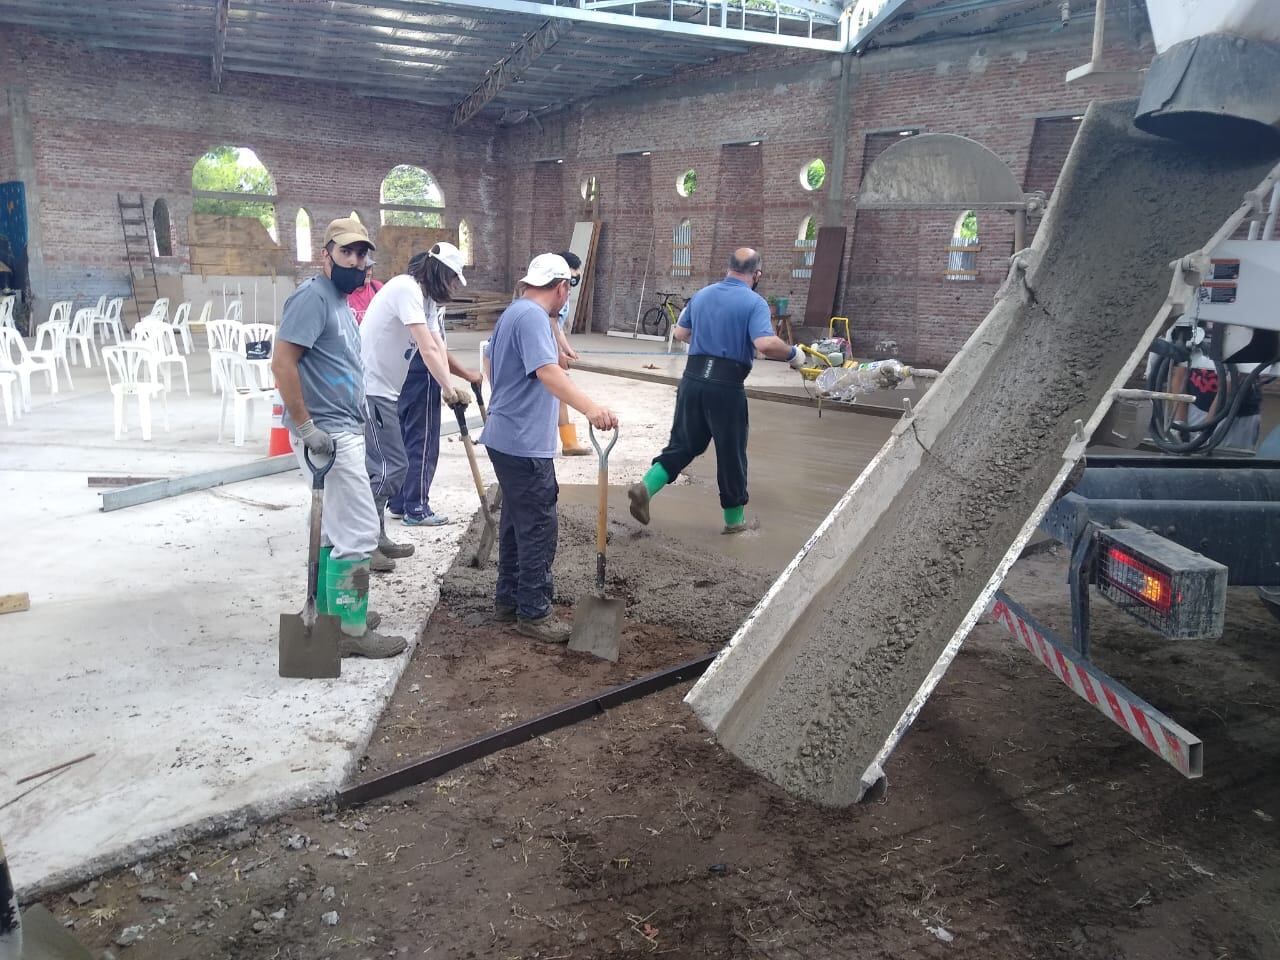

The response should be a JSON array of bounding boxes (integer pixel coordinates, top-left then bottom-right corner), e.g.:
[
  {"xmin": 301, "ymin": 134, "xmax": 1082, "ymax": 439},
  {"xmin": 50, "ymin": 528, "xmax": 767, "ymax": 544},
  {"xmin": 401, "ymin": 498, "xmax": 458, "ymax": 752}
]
[
  {"xmin": 149, "ymin": 297, "xmax": 170, "ymax": 321},
  {"xmin": 90, "ymin": 294, "xmax": 107, "ymax": 319},
  {"xmin": 102, "ymin": 344, "xmax": 168, "ymax": 441},
  {"xmin": 170, "ymin": 301, "xmax": 194, "ymax": 354},
  {"xmin": 223, "ymin": 300, "xmax": 244, "ymax": 324},
  {"xmin": 0, "ymin": 370, "xmax": 18, "ymax": 425},
  {"xmin": 132, "ymin": 318, "xmax": 189, "ymax": 395},
  {"xmin": 0, "ymin": 295, "xmax": 16, "ymax": 331},
  {"xmin": 211, "ymin": 349, "xmax": 272, "ymax": 446},
  {"xmin": 0, "ymin": 327, "xmax": 58, "ymax": 411},
  {"xmin": 206, "ymin": 319, "xmax": 244, "ymax": 393},
  {"xmin": 68, "ymin": 308, "xmax": 99, "ymax": 368},
  {"xmin": 47, "ymin": 300, "xmax": 71, "ymax": 327},
  {"xmin": 33, "ymin": 318, "xmax": 75, "ymax": 391},
  {"xmin": 91, "ymin": 297, "xmax": 125, "ymax": 344}
]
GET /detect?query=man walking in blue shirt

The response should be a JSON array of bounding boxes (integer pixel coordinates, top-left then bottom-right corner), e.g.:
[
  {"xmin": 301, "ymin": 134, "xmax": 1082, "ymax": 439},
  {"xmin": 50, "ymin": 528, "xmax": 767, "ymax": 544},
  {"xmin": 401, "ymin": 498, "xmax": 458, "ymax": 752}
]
[
  {"xmin": 627, "ymin": 247, "xmax": 805, "ymax": 534},
  {"xmin": 482, "ymin": 254, "xmax": 620, "ymax": 643}
]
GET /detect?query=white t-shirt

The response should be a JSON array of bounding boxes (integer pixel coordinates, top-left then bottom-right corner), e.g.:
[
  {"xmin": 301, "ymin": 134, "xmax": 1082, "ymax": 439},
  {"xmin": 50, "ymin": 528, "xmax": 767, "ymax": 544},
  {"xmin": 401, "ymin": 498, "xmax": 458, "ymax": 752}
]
[{"xmin": 360, "ymin": 274, "xmax": 445, "ymax": 401}]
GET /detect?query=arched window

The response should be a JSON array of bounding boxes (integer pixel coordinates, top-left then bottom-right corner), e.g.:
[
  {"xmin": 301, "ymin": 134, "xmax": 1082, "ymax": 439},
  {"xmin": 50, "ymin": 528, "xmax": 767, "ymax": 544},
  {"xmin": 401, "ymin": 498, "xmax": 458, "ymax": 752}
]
[
  {"xmin": 152, "ymin": 198, "xmax": 174, "ymax": 257},
  {"xmin": 676, "ymin": 169, "xmax": 697, "ymax": 199},
  {"xmin": 793, "ymin": 216, "xmax": 817, "ymax": 279},
  {"xmin": 457, "ymin": 219, "xmax": 474, "ymax": 266},
  {"xmin": 672, "ymin": 219, "xmax": 692, "ymax": 277},
  {"xmin": 581, "ymin": 176, "xmax": 599, "ymax": 202},
  {"xmin": 191, "ymin": 145, "xmax": 278, "ymax": 241},
  {"xmin": 295, "ymin": 208, "xmax": 312, "ymax": 262},
  {"xmin": 380, "ymin": 165, "xmax": 444, "ymax": 228},
  {"xmin": 944, "ymin": 210, "xmax": 980, "ymax": 281}
]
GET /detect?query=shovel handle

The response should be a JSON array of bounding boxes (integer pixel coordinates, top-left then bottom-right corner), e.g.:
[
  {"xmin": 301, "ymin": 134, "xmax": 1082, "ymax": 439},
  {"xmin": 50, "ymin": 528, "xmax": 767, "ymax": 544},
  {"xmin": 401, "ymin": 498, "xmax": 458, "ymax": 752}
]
[
  {"xmin": 302, "ymin": 446, "xmax": 335, "ymax": 490},
  {"xmin": 588, "ymin": 424, "xmax": 618, "ymax": 463},
  {"xmin": 471, "ymin": 380, "xmax": 487, "ymax": 422},
  {"xmin": 450, "ymin": 400, "xmax": 470, "ymax": 438}
]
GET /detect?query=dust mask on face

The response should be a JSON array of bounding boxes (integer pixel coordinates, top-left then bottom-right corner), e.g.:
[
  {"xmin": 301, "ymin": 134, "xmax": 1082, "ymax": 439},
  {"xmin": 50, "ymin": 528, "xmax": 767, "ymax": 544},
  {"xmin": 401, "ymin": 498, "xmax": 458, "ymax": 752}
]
[{"xmin": 329, "ymin": 260, "xmax": 367, "ymax": 295}]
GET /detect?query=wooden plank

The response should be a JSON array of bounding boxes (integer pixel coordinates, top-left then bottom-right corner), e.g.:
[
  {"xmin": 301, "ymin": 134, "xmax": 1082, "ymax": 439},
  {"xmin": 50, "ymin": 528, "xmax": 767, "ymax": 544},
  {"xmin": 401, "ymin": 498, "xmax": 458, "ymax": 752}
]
[
  {"xmin": 563, "ymin": 221, "xmax": 596, "ymax": 334},
  {"xmin": 0, "ymin": 593, "xmax": 31, "ymax": 615},
  {"xmin": 803, "ymin": 226, "xmax": 848, "ymax": 326}
]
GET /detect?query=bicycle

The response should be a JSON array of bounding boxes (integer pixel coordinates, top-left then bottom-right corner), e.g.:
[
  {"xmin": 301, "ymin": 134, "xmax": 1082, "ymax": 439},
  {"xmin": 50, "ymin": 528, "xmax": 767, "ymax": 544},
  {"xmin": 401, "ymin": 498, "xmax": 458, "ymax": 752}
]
[{"xmin": 640, "ymin": 291, "xmax": 685, "ymax": 338}]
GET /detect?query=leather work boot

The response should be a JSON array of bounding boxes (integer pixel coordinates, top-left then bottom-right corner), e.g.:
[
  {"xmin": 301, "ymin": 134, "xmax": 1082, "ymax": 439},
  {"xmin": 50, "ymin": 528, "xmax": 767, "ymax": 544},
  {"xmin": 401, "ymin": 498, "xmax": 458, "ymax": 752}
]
[
  {"xmin": 722, "ymin": 522, "xmax": 748, "ymax": 535},
  {"xmin": 371, "ymin": 549, "xmax": 396, "ymax": 573},
  {"xmin": 339, "ymin": 630, "xmax": 407, "ymax": 659},
  {"xmin": 516, "ymin": 613, "xmax": 571, "ymax": 644},
  {"xmin": 627, "ymin": 482, "xmax": 650, "ymax": 526},
  {"xmin": 375, "ymin": 497, "xmax": 416, "ymax": 559},
  {"xmin": 340, "ymin": 565, "xmax": 406, "ymax": 658},
  {"xmin": 494, "ymin": 604, "xmax": 517, "ymax": 623},
  {"xmin": 366, "ymin": 610, "xmax": 382, "ymax": 631}
]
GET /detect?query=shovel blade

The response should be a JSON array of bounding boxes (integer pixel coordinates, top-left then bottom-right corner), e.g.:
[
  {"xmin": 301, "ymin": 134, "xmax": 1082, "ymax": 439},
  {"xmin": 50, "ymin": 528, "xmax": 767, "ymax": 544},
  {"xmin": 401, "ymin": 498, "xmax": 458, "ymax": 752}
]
[
  {"xmin": 279, "ymin": 603, "xmax": 342, "ymax": 679},
  {"xmin": 469, "ymin": 484, "xmax": 502, "ymax": 568},
  {"xmin": 569, "ymin": 595, "xmax": 624, "ymax": 662},
  {"xmin": 18, "ymin": 904, "xmax": 94, "ymax": 960}
]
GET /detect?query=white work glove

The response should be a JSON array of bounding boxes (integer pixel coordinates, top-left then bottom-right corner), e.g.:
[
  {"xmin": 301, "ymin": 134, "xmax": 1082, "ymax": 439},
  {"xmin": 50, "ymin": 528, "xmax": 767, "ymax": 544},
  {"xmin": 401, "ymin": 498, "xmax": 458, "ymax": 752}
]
[
  {"xmin": 787, "ymin": 346, "xmax": 808, "ymax": 371},
  {"xmin": 296, "ymin": 418, "xmax": 334, "ymax": 456},
  {"xmin": 444, "ymin": 387, "xmax": 471, "ymax": 409}
]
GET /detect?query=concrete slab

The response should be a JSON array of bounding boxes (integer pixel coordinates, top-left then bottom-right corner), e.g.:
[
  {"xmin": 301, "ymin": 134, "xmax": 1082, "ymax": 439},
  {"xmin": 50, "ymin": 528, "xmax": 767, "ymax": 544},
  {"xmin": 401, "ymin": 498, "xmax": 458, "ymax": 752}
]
[
  {"xmin": 0, "ymin": 349, "xmax": 693, "ymax": 895},
  {"xmin": 0, "ymin": 328, "xmax": 901, "ymax": 895}
]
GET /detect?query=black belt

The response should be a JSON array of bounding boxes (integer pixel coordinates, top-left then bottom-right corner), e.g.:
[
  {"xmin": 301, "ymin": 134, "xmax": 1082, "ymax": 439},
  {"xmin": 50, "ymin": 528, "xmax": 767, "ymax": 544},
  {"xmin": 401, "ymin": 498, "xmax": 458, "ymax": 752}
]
[{"xmin": 684, "ymin": 355, "xmax": 750, "ymax": 384}]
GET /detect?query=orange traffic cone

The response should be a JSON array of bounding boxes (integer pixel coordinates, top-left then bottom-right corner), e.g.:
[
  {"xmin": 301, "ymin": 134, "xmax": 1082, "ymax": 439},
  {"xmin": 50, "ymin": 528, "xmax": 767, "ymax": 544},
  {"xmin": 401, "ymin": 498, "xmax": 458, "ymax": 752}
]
[{"xmin": 268, "ymin": 389, "xmax": 292, "ymax": 457}]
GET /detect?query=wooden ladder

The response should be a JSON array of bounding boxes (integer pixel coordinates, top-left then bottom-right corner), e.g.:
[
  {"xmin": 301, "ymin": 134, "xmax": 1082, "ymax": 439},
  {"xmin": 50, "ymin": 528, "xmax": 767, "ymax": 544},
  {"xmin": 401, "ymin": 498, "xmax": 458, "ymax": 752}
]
[{"xmin": 116, "ymin": 193, "xmax": 159, "ymax": 323}]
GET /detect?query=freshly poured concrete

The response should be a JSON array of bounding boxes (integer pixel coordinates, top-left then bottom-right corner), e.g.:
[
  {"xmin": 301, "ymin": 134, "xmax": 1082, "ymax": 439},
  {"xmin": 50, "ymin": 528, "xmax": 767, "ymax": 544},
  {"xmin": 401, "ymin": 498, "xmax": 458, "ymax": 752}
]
[
  {"xmin": 685, "ymin": 102, "xmax": 1280, "ymax": 806},
  {"xmin": 0, "ymin": 351, "xmax": 679, "ymax": 894}
]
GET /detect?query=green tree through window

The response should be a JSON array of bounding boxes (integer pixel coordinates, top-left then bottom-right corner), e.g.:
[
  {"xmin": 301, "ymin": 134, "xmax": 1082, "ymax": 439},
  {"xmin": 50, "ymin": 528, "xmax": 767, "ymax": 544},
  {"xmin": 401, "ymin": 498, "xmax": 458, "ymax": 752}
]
[
  {"xmin": 804, "ymin": 159, "xmax": 826, "ymax": 191},
  {"xmin": 381, "ymin": 165, "xmax": 445, "ymax": 228},
  {"xmin": 191, "ymin": 146, "xmax": 277, "ymax": 237}
]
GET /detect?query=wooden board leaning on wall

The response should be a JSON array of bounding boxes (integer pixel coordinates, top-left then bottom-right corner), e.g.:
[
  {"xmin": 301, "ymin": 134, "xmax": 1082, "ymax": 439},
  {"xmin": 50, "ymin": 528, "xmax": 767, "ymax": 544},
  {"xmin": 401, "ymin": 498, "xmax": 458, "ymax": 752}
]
[
  {"xmin": 375, "ymin": 225, "xmax": 455, "ymax": 278},
  {"xmin": 188, "ymin": 214, "xmax": 292, "ymax": 277}
]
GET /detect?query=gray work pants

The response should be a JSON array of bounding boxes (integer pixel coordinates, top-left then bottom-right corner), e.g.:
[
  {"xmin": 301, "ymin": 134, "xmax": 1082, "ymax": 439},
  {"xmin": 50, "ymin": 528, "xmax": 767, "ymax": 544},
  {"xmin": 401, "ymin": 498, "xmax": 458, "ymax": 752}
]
[{"xmin": 291, "ymin": 430, "xmax": 379, "ymax": 561}]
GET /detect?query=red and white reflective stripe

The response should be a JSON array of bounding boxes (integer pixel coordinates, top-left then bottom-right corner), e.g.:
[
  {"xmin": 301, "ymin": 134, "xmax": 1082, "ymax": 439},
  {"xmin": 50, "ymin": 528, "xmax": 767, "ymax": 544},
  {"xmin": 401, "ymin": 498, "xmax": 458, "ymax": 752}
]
[{"xmin": 986, "ymin": 592, "xmax": 1203, "ymax": 778}]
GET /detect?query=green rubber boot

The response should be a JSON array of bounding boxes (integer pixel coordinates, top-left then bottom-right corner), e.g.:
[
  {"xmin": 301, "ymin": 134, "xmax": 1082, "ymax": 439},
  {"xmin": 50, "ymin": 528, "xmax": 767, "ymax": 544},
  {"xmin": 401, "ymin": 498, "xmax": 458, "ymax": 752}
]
[{"xmin": 324, "ymin": 556, "xmax": 405, "ymax": 658}]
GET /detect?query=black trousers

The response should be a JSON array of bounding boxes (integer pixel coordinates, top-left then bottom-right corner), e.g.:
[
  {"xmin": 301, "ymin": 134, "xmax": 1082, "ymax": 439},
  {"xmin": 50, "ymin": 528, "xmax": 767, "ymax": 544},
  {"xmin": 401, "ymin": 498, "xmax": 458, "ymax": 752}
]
[
  {"xmin": 655, "ymin": 375, "xmax": 749, "ymax": 509},
  {"xmin": 487, "ymin": 448, "xmax": 559, "ymax": 620}
]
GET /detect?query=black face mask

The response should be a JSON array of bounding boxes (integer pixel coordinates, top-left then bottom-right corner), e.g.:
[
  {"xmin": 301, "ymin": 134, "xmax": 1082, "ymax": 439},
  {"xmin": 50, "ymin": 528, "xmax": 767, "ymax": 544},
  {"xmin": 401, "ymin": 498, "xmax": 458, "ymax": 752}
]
[{"xmin": 329, "ymin": 261, "xmax": 367, "ymax": 295}]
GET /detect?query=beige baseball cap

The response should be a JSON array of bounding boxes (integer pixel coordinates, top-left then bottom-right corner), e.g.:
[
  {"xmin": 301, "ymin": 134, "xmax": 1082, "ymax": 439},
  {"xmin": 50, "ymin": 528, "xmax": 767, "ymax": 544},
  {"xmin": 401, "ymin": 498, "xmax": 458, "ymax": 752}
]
[{"xmin": 324, "ymin": 217, "xmax": 375, "ymax": 250}]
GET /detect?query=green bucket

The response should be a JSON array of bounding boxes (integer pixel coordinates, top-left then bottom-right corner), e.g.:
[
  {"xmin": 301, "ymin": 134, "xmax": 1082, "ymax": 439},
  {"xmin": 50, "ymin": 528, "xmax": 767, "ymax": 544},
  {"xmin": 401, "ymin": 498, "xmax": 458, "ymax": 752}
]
[{"xmin": 323, "ymin": 554, "xmax": 369, "ymax": 635}]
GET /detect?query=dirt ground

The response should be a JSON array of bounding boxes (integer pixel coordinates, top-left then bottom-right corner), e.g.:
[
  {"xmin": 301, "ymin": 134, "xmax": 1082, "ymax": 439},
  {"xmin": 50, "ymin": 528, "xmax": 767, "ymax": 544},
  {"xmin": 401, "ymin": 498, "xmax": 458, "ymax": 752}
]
[{"xmin": 39, "ymin": 510, "xmax": 1280, "ymax": 960}]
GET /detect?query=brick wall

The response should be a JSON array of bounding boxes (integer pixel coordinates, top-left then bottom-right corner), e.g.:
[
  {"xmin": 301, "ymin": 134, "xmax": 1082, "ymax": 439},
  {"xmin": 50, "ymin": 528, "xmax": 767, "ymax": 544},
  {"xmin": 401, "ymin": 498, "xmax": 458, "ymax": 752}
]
[
  {"xmin": 6, "ymin": 21, "xmax": 1153, "ymax": 362},
  {"xmin": 1, "ymin": 28, "xmax": 510, "ymax": 315},
  {"xmin": 503, "ymin": 26, "xmax": 1149, "ymax": 361}
]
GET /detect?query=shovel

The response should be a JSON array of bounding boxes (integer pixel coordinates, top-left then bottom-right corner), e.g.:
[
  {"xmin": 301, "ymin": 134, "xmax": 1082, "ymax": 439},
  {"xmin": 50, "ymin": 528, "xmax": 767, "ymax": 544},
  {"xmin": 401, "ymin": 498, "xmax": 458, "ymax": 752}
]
[
  {"xmin": 569, "ymin": 425, "xmax": 624, "ymax": 661},
  {"xmin": 279, "ymin": 448, "xmax": 342, "ymax": 679},
  {"xmin": 471, "ymin": 380, "xmax": 503, "ymax": 514},
  {"xmin": 452, "ymin": 400, "xmax": 498, "ymax": 567}
]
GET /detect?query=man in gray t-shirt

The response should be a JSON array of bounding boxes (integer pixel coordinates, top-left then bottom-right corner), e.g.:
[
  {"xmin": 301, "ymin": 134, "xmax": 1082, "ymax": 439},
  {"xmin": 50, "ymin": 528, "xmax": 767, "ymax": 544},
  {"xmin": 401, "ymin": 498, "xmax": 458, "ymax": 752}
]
[
  {"xmin": 481, "ymin": 254, "xmax": 618, "ymax": 645},
  {"xmin": 272, "ymin": 217, "xmax": 405, "ymax": 661}
]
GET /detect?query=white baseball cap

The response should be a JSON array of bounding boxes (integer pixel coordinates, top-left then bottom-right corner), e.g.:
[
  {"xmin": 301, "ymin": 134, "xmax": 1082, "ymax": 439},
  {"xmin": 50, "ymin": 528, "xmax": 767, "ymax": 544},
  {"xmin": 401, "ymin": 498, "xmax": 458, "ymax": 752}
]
[
  {"xmin": 428, "ymin": 241, "xmax": 467, "ymax": 286},
  {"xmin": 520, "ymin": 253, "xmax": 572, "ymax": 287}
]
